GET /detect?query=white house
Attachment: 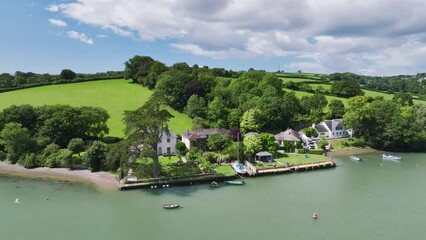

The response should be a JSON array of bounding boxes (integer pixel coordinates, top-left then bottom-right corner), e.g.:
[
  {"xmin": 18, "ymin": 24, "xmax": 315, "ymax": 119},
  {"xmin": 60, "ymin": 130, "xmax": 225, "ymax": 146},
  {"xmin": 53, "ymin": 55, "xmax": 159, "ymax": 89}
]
[
  {"xmin": 313, "ymin": 119, "xmax": 350, "ymax": 139},
  {"xmin": 157, "ymin": 131, "xmax": 177, "ymax": 155}
]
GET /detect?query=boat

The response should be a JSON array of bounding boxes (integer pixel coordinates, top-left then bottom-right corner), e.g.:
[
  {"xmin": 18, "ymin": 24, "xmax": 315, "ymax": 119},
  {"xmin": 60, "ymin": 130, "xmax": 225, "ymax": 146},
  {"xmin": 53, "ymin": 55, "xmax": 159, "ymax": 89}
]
[
  {"xmin": 224, "ymin": 180, "xmax": 245, "ymax": 185},
  {"xmin": 382, "ymin": 154, "xmax": 401, "ymax": 161},
  {"xmin": 312, "ymin": 212, "xmax": 318, "ymax": 219},
  {"xmin": 211, "ymin": 181, "xmax": 219, "ymax": 188},
  {"xmin": 232, "ymin": 162, "xmax": 247, "ymax": 174},
  {"xmin": 349, "ymin": 156, "xmax": 362, "ymax": 161},
  {"xmin": 163, "ymin": 204, "xmax": 181, "ymax": 209}
]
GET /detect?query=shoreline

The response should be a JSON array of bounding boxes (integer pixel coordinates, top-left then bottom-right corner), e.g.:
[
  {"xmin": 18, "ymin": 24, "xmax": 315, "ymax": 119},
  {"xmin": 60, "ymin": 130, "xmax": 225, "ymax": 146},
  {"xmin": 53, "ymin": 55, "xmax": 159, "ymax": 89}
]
[
  {"xmin": 328, "ymin": 147, "xmax": 378, "ymax": 157},
  {"xmin": 0, "ymin": 162, "xmax": 118, "ymax": 191}
]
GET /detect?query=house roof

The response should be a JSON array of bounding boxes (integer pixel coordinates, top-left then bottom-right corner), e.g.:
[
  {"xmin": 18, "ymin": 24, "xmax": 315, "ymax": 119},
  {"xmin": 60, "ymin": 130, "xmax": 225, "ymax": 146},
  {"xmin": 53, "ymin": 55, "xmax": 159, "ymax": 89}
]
[
  {"xmin": 324, "ymin": 120, "xmax": 333, "ymax": 132},
  {"xmin": 256, "ymin": 151, "xmax": 272, "ymax": 157},
  {"xmin": 162, "ymin": 130, "xmax": 177, "ymax": 138},
  {"xmin": 314, "ymin": 124, "xmax": 328, "ymax": 133},
  {"xmin": 182, "ymin": 128, "xmax": 229, "ymax": 140},
  {"xmin": 275, "ymin": 129, "xmax": 301, "ymax": 141}
]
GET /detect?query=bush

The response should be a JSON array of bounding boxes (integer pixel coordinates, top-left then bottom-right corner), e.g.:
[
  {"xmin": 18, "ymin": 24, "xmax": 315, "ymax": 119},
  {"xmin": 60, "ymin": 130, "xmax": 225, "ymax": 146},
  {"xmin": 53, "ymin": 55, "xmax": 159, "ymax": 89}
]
[
  {"xmin": 342, "ymin": 138, "xmax": 367, "ymax": 148},
  {"xmin": 307, "ymin": 149, "xmax": 324, "ymax": 155},
  {"xmin": 19, "ymin": 153, "xmax": 40, "ymax": 169},
  {"xmin": 0, "ymin": 151, "xmax": 6, "ymax": 161},
  {"xmin": 203, "ymin": 152, "xmax": 219, "ymax": 164}
]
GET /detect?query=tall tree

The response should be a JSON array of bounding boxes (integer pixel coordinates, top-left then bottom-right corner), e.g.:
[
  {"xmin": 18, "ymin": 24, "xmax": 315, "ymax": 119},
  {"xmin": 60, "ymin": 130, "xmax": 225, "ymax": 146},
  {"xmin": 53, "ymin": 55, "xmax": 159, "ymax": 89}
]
[
  {"xmin": 124, "ymin": 91, "xmax": 174, "ymax": 176},
  {"xmin": 124, "ymin": 55, "xmax": 155, "ymax": 84},
  {"xmin": 328, "ymin": 99, "xmax": 345, "ymax": 118},
  {"xmin": 60, "ymin": 69, "xmax": 77, "ymax": 80},
  {"xmin": 0, "ymin": 123, "xmax": 36, "ymax": 163}
]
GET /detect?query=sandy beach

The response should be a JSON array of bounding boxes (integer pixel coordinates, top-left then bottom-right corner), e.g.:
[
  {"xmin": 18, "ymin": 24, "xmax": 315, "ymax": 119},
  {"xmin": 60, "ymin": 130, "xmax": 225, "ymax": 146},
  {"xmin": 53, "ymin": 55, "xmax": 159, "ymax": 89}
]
[
  {"xmin": 328, "ymin": 147, "xmax": 378, "ymax": 157},
  {"xmin": 0, "ymin": 161, "xmax": 118, "ymax": 191}
]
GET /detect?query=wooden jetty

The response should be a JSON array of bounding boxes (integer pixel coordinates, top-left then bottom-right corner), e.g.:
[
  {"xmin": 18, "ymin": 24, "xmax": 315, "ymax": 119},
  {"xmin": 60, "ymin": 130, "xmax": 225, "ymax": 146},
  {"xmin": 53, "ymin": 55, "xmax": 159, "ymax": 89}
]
[{"xmin": 245, "ymin": 160, "xmax": 336, "ymax": 176}]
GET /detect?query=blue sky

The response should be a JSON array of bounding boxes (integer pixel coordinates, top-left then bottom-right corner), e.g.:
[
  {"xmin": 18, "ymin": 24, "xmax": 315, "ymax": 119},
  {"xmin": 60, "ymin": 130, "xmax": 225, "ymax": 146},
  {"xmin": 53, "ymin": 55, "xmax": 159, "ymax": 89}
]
[{"xmin": 1, "ymin": 0, "xmax": 426, "ymax": 76}]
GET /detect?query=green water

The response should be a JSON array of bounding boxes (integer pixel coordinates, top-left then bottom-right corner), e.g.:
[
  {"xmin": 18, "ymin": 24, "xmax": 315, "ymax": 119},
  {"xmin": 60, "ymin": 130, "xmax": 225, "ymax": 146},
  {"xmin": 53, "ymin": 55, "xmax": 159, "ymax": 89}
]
[{"xmin": 1, "ymin": 153, "xmax": 425, "ymax": 240}]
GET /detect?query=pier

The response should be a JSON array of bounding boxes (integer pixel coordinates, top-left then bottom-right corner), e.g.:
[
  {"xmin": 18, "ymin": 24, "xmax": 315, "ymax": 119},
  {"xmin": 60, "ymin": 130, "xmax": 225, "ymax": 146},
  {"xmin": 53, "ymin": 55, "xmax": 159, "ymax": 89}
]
[{"xmin": 245, "ymin": 160, "xmax": 336, "ymax": 176}]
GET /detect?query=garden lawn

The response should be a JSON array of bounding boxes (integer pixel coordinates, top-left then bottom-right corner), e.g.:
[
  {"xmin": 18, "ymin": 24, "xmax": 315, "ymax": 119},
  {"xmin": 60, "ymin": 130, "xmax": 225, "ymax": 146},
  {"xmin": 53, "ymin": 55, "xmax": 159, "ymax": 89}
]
[
  {"xmin": 159, "ymin": 155, "xmax": 180, "ymax": 165},
  {"xmin": 0, "ymin": 79, "xmax": 192, "ymax": 137},
  {"xmin": 275, "ymin": 153, "xmax": 328, "ymax": 165},
  {"xmin": 215, "ymin": 165, "xmax": 236, "ymax": 177}
]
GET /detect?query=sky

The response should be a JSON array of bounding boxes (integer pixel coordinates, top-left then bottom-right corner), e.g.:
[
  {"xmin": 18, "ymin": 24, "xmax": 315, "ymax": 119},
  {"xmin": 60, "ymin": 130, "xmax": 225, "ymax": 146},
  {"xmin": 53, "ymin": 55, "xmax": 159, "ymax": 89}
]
[{"xmin": 1, "ymin": 0, "xmax": 426, "ymax": 76}]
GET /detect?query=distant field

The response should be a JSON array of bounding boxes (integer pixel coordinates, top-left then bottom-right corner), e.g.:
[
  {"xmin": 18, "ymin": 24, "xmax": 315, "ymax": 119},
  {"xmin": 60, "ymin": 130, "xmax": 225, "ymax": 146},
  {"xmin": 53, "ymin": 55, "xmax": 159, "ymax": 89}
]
[
  {"xmin": 284, "ymin": 88, "xmax": 349, "ymax": 107},
  {"xmin": 280, "ymin": 77, "xmax": 319, "ymax": 83},
  {"xmin": 0, "ymin": 79, "xmax": 192, "ymax": 137}
]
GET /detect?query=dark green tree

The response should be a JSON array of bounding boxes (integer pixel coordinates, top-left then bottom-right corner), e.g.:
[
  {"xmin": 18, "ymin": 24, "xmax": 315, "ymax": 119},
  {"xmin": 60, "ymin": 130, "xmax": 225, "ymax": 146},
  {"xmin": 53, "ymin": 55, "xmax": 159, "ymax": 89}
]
[
  {"xmin": 0, "ymin": 122, "xmax": 36, "ymax": 163},
  {"xmin": 67, "ymin": 138, "xmax": 85, "ymax": 156},
  {"xmin": 328, "ymin": 99, "xmax": 345, "ymax": 118},
  {"xmin": 124, "ymin": 55, "xmax": 155, "ymax": 84},
  {"xmin": 84, "ymin": 141, "xmax": 107, "ymax": 172},
  {"xmin": 124, "ymin": 91, "xmax": 174, "ymax": 176},
  {"xmin": 60, "ymin": 69, "xmax": 77, "ymax": 80},
  {"xmin": 184, "ymin": 95, "xmax": 207, "ymax": 119}
]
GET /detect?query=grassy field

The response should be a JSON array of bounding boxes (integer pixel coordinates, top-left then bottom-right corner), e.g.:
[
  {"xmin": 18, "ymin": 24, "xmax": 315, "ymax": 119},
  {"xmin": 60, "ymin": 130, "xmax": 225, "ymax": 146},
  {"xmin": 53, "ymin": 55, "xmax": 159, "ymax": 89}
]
[
  {"xmin": 280, "ymin": 77, "xmax": 320, "ymax": 83},
  {"xmin": 284, "ymin": 88, "xmax": 349, "ymax": 106},
  {"xmin": 0, "ymin": 79, "xmax": 192, "ymax": 137}
]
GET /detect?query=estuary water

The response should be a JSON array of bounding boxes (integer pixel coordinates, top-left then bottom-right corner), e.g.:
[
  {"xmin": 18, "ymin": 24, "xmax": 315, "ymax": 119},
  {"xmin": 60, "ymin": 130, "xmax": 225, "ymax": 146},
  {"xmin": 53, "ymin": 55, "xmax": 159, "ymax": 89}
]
[{"xmin": 1, "ymin": 152, "xmax": 425, "ymax": 240}]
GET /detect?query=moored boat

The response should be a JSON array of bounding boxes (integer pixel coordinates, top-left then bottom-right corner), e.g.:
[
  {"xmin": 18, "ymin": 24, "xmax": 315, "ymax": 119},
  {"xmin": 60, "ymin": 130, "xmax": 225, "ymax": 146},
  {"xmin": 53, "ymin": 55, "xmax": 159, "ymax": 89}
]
[
  {"xmin": 231, "ymin": 162, "xmax": 247, "ymax": 174},
  {"xmin": 382, "ymin": 154, "xmax": 401, "ymax": 161},
  {"xmin": 211, "ymin": 181, "xmax": 219, "ymax": 188},
  {"xmin": 163, "ymin": 204, "xmax": 181, "ymax": 209},
  {"xmin": 224, "ymin": 180, "xmax": 245, "ymax": 185},
  {"xmin": 349, "ymin": 156, "xmax": 362, "ymax": 161}
]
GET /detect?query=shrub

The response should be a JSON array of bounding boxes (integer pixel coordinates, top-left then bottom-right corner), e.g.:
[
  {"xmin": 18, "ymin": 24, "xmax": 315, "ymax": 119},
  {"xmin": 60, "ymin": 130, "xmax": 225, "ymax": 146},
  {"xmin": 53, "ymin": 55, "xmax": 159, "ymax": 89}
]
[
  {"xmin": 308, "ymin": 149, "xmax": 324, "ymax": 155},
  {"xmin": 19, "ymin": 153, "xmax": 40, "ymax": 169},
  {"xmin": 203, "ymin": 152, "xmax": 219, "ymax": 164},
  {"xmin": 0, "ymin": 151, "xmax": 6, "ymax": 161}
]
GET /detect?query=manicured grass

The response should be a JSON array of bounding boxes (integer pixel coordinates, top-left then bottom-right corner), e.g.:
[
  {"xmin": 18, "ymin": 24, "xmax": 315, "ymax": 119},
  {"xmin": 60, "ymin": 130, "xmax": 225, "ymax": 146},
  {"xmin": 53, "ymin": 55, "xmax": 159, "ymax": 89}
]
[
  {"xmin": 159, "ymin": 155, "xmax": 180, "ymax": 165},
  {"xmin": 252, "ymin": 153, "xmax": 328, "ymax": 169},
  {"xmin": 215, "ymin": 165, "xmax": 236, "ymax": 177},
  {"xmin": 0, "ymin": 79, "xmax": 192, "ymax": 137},
  {"xmin": 275, "ymin": 153, "xmax": 328, "ymax": 165}
]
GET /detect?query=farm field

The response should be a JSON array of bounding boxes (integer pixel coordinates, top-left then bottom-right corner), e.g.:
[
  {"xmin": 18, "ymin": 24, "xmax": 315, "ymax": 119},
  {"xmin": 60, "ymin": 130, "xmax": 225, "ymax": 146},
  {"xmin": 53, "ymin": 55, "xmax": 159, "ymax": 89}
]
[{"xmin": 0, "ymin": 79, "xmax": 192, "ymax": 137}]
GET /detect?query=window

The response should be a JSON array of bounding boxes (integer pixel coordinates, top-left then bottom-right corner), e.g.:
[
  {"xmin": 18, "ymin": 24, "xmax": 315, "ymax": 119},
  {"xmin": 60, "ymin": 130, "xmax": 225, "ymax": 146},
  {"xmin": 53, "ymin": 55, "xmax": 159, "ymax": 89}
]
[
  {"xmin": 167, "ymin": 147, "xmax": 171, "ymax": 154},
  {"xmin": 167, "ymin": 138, "xmax": 170, "ymax": 143},
  {"xmin": 158, "ymin": 139, "xmax": 162, "ymax": 143}
]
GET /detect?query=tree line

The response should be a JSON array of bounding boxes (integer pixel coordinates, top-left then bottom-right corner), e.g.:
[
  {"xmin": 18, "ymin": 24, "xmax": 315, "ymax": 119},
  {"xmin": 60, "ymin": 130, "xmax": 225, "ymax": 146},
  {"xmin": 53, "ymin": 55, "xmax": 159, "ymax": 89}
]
[
  {"xmin": 0, "ymin": 105, "xmax": 112, "ymax": 170},
  {"xmin": 0, "ymin": 70, "xmax": 123, "ymax": 92}
]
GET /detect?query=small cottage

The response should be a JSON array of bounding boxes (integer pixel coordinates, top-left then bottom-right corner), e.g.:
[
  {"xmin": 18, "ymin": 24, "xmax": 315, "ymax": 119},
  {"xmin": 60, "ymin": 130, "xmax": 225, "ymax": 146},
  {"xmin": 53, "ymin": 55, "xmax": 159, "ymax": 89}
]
[
  {"xmin": 313, "ymin": 119, "xmax": 350, "ymax": 139},
  {"xmin": 157, "ymin": 131, "xmax": 177, "ymax": 155},
  {"xmin": 255, "ymin": 151, "xmax": 273, "ymax": 162},
  {"xmin": 182, "ymin": 128, "xmax": 229, "ymax": 150},
  {"xmin": 275, "ymin": 129, "xmax": 301, "ymax": 147}
]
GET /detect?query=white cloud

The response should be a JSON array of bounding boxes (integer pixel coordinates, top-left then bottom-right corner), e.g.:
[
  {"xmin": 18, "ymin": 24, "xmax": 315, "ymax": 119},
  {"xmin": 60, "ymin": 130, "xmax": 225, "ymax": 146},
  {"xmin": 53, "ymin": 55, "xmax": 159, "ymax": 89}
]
[
  {"xmin": 49, "ymin": 18, "xmax": 67, "ymax": 27},
  {"xmin": 46, "ymin": 5, "xmax": 60, "ymax": 12},
  {"xmin": 67, "ymin": 31, "xmax": 94, "ymax": 45},
  {"xmin": 49, "ymin": 0, "xmax": 426, "ymax": 75}
]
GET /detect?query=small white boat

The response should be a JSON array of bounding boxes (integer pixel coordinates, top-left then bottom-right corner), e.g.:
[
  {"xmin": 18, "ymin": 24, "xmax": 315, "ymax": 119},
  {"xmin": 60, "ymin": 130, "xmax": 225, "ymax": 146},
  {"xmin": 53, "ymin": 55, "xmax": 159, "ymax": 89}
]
[
  {"xmin": 349, "ymin": 156, "xmax": 362, "ymax": 161},
  {"xmin": 163, "ymin": 204, "xmax": 181, "ymax": 209},
  {"xmin": 15, "ymin": 198, "xmax": 20, "ymax": 204},
  {"xmin": 382, "ymin": 154, "xmax": 401, "ymax": 161},
  {"xmin": 232, "ymin": 162, "xmax": 247, "ymax": 174}
]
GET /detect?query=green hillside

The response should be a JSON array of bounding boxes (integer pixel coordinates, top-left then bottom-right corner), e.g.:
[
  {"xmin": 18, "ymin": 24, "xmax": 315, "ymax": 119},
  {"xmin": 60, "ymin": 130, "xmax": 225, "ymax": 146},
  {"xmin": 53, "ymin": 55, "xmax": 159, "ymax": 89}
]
[
  {"xmin": 280, "ymin": 74, "xmax": 425, "ymax": 105},
  {"xmin": 0, "ymin": 79, "xmax": 192, "ymax": 137}
]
